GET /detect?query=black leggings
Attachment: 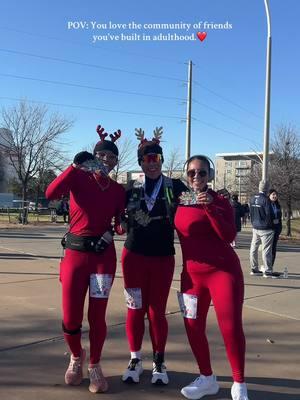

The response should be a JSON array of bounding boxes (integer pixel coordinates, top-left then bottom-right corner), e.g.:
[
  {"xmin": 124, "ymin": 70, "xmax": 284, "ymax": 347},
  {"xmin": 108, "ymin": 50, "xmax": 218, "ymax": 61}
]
[{"xmin": 272, "ymin": 230, "xmax": 280, "ymax": 266}]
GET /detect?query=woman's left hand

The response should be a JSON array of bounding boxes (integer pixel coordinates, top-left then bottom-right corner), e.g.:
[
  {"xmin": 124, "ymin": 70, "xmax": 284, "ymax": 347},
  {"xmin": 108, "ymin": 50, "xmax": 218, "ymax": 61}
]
[{"xmin": 196, "ymin": 192, "xmax": 213, "ymax": 205}]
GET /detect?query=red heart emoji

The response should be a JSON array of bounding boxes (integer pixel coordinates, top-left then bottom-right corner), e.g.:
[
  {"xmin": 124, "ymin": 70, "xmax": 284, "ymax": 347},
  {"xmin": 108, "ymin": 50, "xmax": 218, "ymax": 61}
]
[{"xmin": 197, "ymin": 31, "xmax": 207, "ymax": 42}]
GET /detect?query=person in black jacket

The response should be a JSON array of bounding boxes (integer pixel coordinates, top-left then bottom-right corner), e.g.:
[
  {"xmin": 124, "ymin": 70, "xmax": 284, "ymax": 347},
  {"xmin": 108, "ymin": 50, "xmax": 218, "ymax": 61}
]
[
  {"xmin": 230, "ymin": 194, "xmax": 244, "ymax": 248},
  {"xmin": 121, "ymin": 127, "xmax": 187, "ymax": 386},
  {"xmin": 249, "ymin": 181, "xmax": 280, "ymax": 278},
  {"xmin": 269, "ymin": 189, "xmax": 282, "ymax": 266}
]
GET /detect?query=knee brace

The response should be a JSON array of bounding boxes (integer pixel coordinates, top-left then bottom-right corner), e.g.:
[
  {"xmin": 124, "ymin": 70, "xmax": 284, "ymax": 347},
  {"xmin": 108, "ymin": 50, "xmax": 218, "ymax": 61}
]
[{"xmin": 62, "ymin": 321, "xmax": 82, "ymax": 335}]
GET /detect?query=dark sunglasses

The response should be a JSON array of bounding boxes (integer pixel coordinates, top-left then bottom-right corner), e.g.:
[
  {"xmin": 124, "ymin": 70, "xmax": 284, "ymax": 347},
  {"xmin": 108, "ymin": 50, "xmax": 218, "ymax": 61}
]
[
  {"xmin": 142, "ymin": 154, "xmax": 162, "ymax": 163},
  {"xmin": 187, "ymin": 169, "xmax": 208, "ymax": 178}
]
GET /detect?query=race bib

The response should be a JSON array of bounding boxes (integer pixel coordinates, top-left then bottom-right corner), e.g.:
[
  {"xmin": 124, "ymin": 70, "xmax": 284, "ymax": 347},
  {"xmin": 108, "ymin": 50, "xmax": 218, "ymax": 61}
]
[
  {"xmin": 177, "ymin": 292, "xmax": 198, "ymax": 319},
  {"xmin": 124, "ymin": 288, "xmax": 142, "ymax": 309},
  {"xmin": 90, "ymin": 274, "xmax": 113, "ymax": 298}
]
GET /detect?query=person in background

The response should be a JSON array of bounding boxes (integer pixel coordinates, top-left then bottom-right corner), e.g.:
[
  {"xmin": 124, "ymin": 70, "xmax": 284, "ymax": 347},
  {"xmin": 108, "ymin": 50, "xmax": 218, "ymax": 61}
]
[
  {"xmin": 242, "ymin": 203, "xmax": 250, "ymax": 227},
  {"xmin": 57, "ymin": 196, "xmax": 70, "ymax": 224},
  {"xmin": 46, "ymin": 125, "xmax": 125, "ymax": 394},
  {"xmin": 121, "ymin": 127, "xmax": 187, "ymax": 386},
  {"xmin": 230, "ymin": 194, "xmax": 244, "ymax": 248},
  {"xmin": 269, "ymin": 189, "xmax": 282, "ymax": 267},
  {"xmin": 249, "ymin": 181, "xmax": 280, "ymax": 278},
  {"xmin": 175, "ymin": 155, "xmax": 249, "ymax": 400}
]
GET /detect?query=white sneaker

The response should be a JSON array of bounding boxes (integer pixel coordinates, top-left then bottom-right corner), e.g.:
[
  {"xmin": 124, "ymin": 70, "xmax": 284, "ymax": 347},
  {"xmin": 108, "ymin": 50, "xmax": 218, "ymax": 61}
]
[
  {"xmin": 88, "ymin": 364, "xmax": 108, "ymax": 393},
  {"xmin": 64, "ymin": 349, "xmax": 86, "ymax": 386},
  {"xmin": 181, "ymin": 375, "xmax": 219, "ymax": 399},
  {"xmin": 231, "ymin": 382, "xmax": 249, "ymax": 400},
  {"xmin": 151, "ymin": 361, "xmax": 169, "ymax": 385},
  {"xmin": 122, "ymin": 358, "xmax": 143, "ymax": 383}
]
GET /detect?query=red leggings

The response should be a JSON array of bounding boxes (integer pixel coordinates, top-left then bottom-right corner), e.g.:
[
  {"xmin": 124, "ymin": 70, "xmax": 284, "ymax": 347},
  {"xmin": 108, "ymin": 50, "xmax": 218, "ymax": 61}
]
[
  {"xmin": 122, "ymin": 248, "xmax": 175, "ymax": 354},
  {"xmin": 60, "ymin": 247, "xmax": 116, "ymax": 364},
  {"xmin": 181, "ymin": 263, "xmax": 245, "ymax": 383}
]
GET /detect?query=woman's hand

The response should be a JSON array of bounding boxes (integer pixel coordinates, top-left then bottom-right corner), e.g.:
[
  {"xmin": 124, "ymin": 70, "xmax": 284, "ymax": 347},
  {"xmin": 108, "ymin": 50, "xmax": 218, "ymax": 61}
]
[{"xmin": 196, "ymin": 192, "xmax": 213, "ymax": 205}]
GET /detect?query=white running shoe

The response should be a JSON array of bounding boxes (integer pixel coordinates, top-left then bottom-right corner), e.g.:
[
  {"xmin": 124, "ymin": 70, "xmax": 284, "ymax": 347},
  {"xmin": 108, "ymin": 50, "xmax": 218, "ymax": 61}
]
[
  {"xmin": 64, "ymin": 349, "xmax": 86, "ymax": 386},
  {"xmin": 122, "ymin": 358, "xmax": 143, "ymax": 383},
  {"xmin": 181, "ymin": 375, "xmax": 219, "ymax": 399},
  {"xmin": 88, "ymin": 364, "xmax": 108, "ymax": 393},
  {"xmin": 231, "ymin": 382, "xmax": 249, "ymax": 400},
  {"xmin": 151, "ymin": 361, "xmax": 169, "ymax": 385}
]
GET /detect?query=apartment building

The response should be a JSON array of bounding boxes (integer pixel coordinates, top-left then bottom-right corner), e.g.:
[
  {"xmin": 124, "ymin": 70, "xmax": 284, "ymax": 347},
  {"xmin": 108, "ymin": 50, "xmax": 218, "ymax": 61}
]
[{"xmin": 215, "ymin": 152, "xmax": 265, "ymax": 202}]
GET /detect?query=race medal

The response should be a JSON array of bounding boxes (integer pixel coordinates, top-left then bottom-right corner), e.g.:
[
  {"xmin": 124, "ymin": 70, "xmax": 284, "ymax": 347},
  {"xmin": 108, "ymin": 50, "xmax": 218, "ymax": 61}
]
[{"xmin": 134, "ymin": 209, "xmax": 151, "ymax": 227}]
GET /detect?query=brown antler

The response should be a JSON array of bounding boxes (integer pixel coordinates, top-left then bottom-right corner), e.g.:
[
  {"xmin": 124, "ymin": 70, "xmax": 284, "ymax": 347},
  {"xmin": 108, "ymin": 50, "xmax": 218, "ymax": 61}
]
[
  {"xmin": 110, "ymin": 130, "xmax": 121, "ymax": 143},
  {"xmin": 152, "ymin": 126, "xmax": 163, "ymax": 144},
  {"xmin": 135, "ymin": 128, "xmax": 148, "ymax": 145},
  {"xmin": 96, "ymin": 125, "xmax": 108, "ymax": 141},
  {"xmin": 135, "ymin": 128, "xmax": 145, "ymax": 141}
]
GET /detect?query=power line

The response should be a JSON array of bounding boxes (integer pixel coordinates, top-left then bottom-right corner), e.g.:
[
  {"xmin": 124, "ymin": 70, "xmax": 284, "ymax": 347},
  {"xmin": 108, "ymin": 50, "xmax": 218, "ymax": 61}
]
[
  {"xmin": 0, "ymin": 48, "xmax": 186, "ymax": 83},
  {"xmin": 193, "ymin": 99, "xmax": 261, "ymax": 134},
  {"xmin": 0, "ymin": 28, "xmax": 268, "ymax": 124},
  {"xmin": 193, "ymin": 117, "xmax": 261, "ymax": 148},
  {"xmin": 0, "ymin": 73, "xmax": 185, "ymax": 102},
  {"xmin": 0, "ymin": 96, "xmax": 185, "ymax": 120},
  {"xmin": 193, "ymin": 80, "xmax": 263, "ymax": 120},
  {"xmin": 1, "ymin": 47, "xmax": 265, "ymax": 126},
  {"xmin": 0, "ymin": 26, "xmax": 185, "ymax": 66},
  {"xmin": 0, "ymin": 96, "xmax": 261, "ymax": 148}
]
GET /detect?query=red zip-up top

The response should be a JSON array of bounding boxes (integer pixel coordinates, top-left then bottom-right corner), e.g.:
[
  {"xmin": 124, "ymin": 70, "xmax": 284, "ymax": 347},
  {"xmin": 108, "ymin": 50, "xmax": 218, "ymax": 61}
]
[
  {"xmin": 174, "ymin": 190, "xmax": 239, "ymax": 270},
  {"xmin": 46, "ymin": 165, "xmax": 125, "ymax": 236}
]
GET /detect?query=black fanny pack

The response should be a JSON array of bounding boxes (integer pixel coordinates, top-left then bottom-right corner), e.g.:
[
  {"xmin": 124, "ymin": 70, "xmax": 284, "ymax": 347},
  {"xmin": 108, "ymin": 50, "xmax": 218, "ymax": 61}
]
[{"xmin": 63, "ymin": 232, "xmax": 112, "ymax": 253}]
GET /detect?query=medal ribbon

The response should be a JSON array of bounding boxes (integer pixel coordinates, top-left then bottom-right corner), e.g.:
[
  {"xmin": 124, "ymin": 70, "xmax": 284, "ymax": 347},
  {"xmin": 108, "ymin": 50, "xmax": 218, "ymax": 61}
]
[{"xmin": 144, "ymin": 175, "xmax": 163, "ymax": 212}]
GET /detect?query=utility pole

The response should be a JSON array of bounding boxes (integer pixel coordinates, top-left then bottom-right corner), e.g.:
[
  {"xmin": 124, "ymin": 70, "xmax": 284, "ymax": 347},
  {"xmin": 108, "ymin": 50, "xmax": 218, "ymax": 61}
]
[
  {"xmin": 262, "ymin": 0, "xmax": 272, "ymax": 182},
  {"xmin": 185, "ymin": 60, "xmax": 193, "ymax": 161}
]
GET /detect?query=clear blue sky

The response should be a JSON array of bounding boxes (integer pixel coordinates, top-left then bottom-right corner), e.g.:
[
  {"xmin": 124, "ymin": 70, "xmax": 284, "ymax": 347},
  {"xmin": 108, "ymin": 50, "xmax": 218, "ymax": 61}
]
[{"xmin": 1, "ymin": 0, "xmax": 299, "ymax": 166}]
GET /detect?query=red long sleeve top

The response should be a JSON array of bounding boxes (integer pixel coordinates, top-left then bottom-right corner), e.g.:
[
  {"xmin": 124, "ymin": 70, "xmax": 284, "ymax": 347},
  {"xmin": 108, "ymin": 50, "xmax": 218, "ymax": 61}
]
[
  {"xmin": 174, "ymin": 190, "xmax": 240, "ymax": 270},
  {"xmin": 46, "ymin": 165, "xmax": 125, "ymax": 237}
]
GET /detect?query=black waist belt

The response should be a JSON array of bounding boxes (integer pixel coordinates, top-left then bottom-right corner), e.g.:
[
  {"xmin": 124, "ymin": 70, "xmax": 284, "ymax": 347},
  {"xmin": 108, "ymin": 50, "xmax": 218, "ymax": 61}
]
[{"xmin": 65, "ymin": 233, "xmax": 103, "ymax": 252}]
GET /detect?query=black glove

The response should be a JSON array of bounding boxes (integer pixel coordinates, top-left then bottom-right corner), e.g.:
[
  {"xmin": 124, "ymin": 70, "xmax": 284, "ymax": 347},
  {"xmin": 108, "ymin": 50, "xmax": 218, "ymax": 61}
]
[{"xmin": 73, "ymin": 151, "xmax": 94, "ymax": 165}]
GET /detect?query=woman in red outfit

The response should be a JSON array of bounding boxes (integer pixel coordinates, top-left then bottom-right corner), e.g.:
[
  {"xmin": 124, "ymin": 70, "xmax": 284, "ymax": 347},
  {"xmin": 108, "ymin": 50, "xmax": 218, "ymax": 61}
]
[
  {"xmin": 174, "ymin": 155, "xmax": 249, "ymax": 400},
  {"xmin": 46, "ymin": 125, "xmax": 125, "ymax": 394}
]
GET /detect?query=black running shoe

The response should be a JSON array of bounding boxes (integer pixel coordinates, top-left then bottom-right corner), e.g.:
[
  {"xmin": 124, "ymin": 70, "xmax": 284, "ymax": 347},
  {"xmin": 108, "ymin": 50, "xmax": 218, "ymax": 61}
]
[
  {"xmin": 250, "ymin": 268, "xmax": 263, "ymax": 276},
  {"xmin": 263, "ymin": 271, "xmax": 281, "ymax": 279}
]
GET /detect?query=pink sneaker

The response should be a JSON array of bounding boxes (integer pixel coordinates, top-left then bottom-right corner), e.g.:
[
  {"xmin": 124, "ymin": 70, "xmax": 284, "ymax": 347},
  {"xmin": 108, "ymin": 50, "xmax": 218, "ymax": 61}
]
[
  {"xmin": 88, "ymin": 364, "xmax": 108, "ymax": 393},
  {"xmin": 64, "ymin": 349, "xmax": 86, "ymax": 386}
]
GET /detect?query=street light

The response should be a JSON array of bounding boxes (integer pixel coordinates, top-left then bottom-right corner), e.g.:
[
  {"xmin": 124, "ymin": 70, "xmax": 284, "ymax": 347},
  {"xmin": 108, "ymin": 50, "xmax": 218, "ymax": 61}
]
[{"xmin": 262, "ymin": 0, "xmax": 272, "ymax": 183}]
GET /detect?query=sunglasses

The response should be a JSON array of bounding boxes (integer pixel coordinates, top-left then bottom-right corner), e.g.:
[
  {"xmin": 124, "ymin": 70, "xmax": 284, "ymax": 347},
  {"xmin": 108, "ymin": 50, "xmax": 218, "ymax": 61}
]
[
  {"xmin": 142, "ymin": 154, "xmax": 162, "ymax": 163},
  {"xmin": 187, "ymin": 169, "xmax": 208, "ymax": 178}
]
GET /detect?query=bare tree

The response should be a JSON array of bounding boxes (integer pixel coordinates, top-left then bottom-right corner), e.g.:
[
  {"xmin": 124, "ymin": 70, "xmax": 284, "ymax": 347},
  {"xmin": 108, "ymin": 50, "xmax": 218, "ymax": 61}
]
[
  {"xmin": 164, "ymin": 147, "xmax": 184, "ymax": 178},
  {"xmin": 112, "ymin": 137, "xmax": 136, "ymax": 181},
  {"xmin": 243, "ymin": 124, "xmax": 300, "ymax": 236},
  {"xmin": 271, "ymin": 125, "xmax": 300, "ymax": 236},
  {"xmin": 0, "ymin": 100, "xmax": 73, "ymax": 223},
  {"xmin": 84, "ymin": 136, "xmax": 136, "ymax": 182},
  {"xmin": 0, "ymin": 151, "xmax": 5, "ymax": 191}
]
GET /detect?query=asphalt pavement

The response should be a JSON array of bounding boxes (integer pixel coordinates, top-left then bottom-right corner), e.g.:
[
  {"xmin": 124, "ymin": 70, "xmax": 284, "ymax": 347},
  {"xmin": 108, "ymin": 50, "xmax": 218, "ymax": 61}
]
[{"xmin": 0, "ymin": 224, "xmax": 299, "ymax": 399}]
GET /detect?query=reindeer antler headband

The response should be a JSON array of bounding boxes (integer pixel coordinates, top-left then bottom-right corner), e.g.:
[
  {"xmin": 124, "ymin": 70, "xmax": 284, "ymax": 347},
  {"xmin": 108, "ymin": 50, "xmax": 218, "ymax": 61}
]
[
  {"xmin": 135, "ymin": 126, "xmax": 163, "ymax": 147},
  {"xmin": 94, "ymin": 124, "xmax": 122, "ymax": 156},
  {"xmin": 96, "ymin": 125, "xmax": 121, "ymax": 143},
  {"xmin": 136, "ymin": 126, "xmax": 164, "ymax": 164}
]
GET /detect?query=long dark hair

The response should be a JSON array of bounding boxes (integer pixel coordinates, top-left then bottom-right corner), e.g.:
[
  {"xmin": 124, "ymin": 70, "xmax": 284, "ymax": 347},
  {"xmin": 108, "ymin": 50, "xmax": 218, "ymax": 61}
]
[{"xmin": 268, "ymin": 188, "xmax": 281, "ymax": 208}]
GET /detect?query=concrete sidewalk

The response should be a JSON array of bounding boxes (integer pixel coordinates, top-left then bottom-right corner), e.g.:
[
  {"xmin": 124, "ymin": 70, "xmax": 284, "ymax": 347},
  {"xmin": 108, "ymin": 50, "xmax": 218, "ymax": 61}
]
[{"xmin": 0, "ymin": 227, "xmax": 299, "ymax": 399}]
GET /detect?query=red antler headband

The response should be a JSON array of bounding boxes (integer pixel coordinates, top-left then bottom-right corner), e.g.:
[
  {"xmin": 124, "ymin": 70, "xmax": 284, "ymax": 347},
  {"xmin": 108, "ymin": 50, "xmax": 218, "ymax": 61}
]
[
  {"xmin": 96, "ymin": 125, "xmax": 121, "ymax": 142},
  {"xmin": 110, "ymin": 130, "xmax": 121, "ymax": 143}
]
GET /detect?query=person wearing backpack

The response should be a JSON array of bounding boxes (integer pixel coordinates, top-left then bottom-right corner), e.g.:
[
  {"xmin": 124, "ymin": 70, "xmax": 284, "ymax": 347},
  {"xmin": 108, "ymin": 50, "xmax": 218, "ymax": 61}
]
[{"xmin": 121, "ymin": 127, "xmax": 187, "ymax": 386}]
